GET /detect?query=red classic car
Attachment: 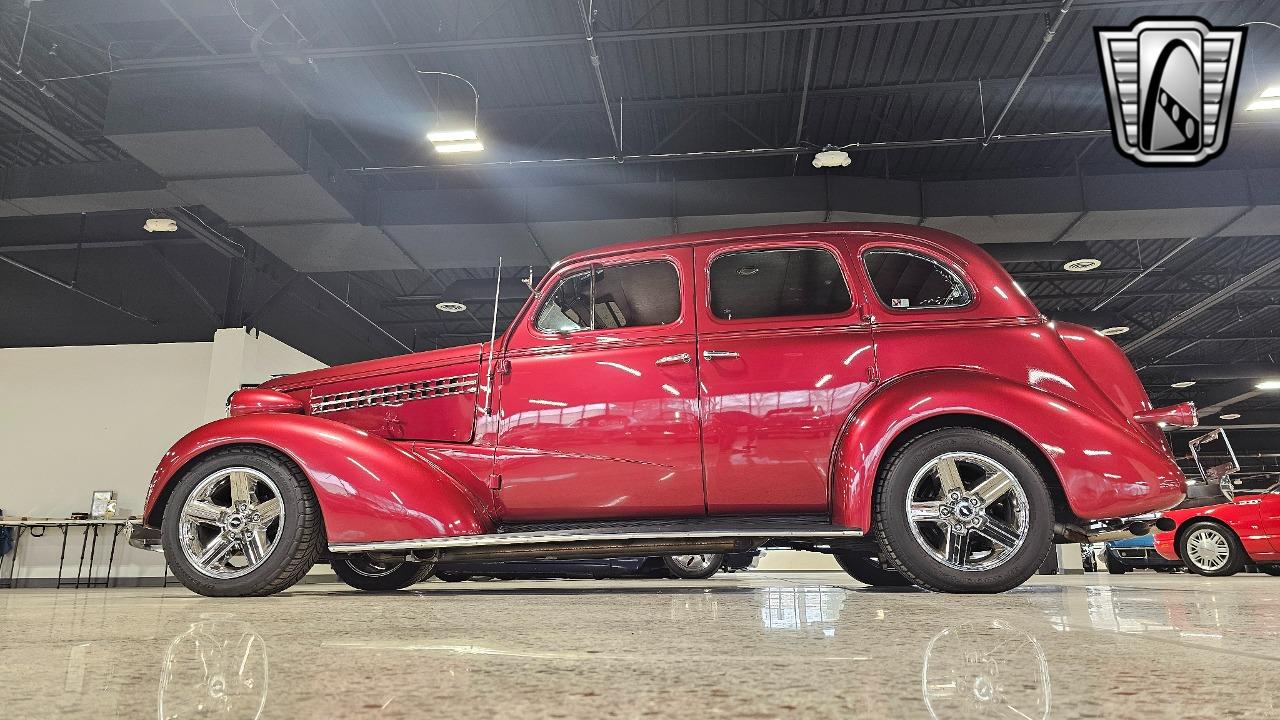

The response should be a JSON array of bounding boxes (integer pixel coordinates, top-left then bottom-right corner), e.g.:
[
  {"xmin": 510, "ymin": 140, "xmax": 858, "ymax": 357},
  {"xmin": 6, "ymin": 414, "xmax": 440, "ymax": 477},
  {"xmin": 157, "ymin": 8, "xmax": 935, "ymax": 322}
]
[
  {"xmin": 131, "ymin": 223, "xmax": 1193, "ymax": 596},
  {"xmin": 1154, "ymin": 479, "xmax": 1280, "ymax": 576}
]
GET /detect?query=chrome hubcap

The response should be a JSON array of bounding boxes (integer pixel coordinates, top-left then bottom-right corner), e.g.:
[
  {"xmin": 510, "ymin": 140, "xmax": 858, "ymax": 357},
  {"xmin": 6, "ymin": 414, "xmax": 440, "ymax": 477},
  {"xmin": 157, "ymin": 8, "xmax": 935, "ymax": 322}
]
[
  {"xmin": 906, "ymin": 452, "xmax": 1029, "ymax": 572},
  {"xmin": 1186, "ymin": 528, "xmax": 1229, "ymax": 571},
  {"xmin": 670, "ymin": 554, "xmax": 714, "ymax": 572},
  {"xmin": 179, "ymin": 467, "xmax": 284, "ymax": 579}
]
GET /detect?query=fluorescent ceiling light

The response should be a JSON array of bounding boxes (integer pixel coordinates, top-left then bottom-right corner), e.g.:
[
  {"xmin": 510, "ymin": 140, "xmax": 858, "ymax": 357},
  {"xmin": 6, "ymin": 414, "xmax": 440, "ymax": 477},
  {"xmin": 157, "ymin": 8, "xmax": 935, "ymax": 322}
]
[
  {"xmin": 1246, "ymin": 85, "xmax": 1280, "ymax": 111},
  {"xmin": 1255, "ymin": 379, "xmax": 1280, "ymax": 390},
  {"xmin": 433, "ymin": 140, "xmax": 484, "ymax": 153},
  {"xmin": 427, "ymin": 128, "xmax": 478, "ymax": 143},
  {"xmin": 1063, "ymin": 258, "xmax": 1101, "ymax": 272},
  {"xmin": 435, "ymin": 301, "xmax": 467, "ymax": 313},
  {"xmin": 1099, "ymin": 325, "xmax": 1130, "ymax": 336},
  {"xmin": 1218, "ymin": 413, "xmax": 1241, "ymax": 420},
  {"xmin": 1170, "ymin": 381, "xmax": 1196, "ymax": 389}
]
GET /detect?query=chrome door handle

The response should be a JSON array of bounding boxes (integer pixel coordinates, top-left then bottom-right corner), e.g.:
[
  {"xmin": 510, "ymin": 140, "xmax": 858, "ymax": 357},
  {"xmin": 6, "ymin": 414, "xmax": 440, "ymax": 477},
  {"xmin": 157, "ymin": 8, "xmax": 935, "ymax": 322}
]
[
  {"xmin": 702, "ymin": 350, "xmax": 740, "ymax": 360},
  {"xmin": 655, "ymin": 352, "xmax": 692, "ymax": 366}
]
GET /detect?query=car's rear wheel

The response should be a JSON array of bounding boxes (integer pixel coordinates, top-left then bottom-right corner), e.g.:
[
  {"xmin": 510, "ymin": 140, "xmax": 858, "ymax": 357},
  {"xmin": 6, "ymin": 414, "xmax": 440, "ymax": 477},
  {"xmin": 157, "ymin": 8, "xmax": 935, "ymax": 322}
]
[
  {"xmin": 1179, "ymin": 521, "xmax": 1245, "ymax": 576},
  {"xmin": 435, "ymin": 571, "xmax": 472, "ymax": 582},
  {"xmin": 1258, "ymin": 565, "xmax": 1280, "ymax": 576},
  {"xmin": 833, "ymin": 549, "xmax": 914, "ymax": 587},
  {"xmin": 331, "ymin": 555, "xmax": 434, "ymax": 591},
  {"xmin": 161, "ymin": 447, "xmax": 323, "ymax": 597},
  {"xmin": 663, "ymin": 554, "xmax": 723, "ymax": 579},
  {"xmin": 873, "ymin": 428, "xmax": 1053, "ymax": 593}
]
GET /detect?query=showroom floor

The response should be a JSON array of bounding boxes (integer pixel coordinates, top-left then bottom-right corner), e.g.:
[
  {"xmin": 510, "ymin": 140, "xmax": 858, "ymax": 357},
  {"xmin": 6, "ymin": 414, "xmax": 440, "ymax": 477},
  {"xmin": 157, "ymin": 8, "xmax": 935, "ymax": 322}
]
[{"xmin": 2, "ymin": 572, "xmax": 1276, "ymax": 719}]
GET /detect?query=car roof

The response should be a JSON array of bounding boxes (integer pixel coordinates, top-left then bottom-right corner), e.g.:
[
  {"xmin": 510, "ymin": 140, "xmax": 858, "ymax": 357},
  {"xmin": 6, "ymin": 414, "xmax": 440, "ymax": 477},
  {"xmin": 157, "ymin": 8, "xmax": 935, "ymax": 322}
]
[{"xmin": 554, "ymin": 222, "xmax": 980, "ymax": 269}]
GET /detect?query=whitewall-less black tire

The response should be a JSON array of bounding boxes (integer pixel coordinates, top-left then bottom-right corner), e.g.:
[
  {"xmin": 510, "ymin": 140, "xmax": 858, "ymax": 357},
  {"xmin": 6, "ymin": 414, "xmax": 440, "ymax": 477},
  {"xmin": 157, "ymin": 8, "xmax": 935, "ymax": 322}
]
[
  {"xmin": 331, "ymin": 556, "xmax": 434, "ymax": 591},
  {"xmin": 161, "ymin": 447, "xmax": 324, "ymax": 597},
  {"xmin": 873, "ymin": 428, "xmax": 1053, "ymax": 594}
]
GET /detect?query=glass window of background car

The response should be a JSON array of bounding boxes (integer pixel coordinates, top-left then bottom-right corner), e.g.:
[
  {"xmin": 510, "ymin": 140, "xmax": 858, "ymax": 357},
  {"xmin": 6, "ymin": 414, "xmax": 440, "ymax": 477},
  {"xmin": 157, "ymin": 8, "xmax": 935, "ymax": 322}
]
[
  {"xmin": 534, "ymin": 260, "xmax": 680, "ymax": 333},
  {"xmin": 862, "ymin": 249, "xmax": 972, "ymax": 310},
  {"xmin": 708, "ymin": 247, "xmax": 852, "ymax": 320}
]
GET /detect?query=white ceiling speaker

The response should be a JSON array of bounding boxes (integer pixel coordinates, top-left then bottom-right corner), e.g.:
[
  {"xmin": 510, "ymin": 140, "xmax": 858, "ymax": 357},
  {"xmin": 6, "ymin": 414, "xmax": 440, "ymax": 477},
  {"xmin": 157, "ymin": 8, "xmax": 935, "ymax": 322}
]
[
  {"xmin": 435, "ymin": 301, "xmax": 467, "ymax": 313},
  {"xmin": 1063, "ymin": 258, "xmax": 1102, "ymax": 272},
  {"xmin": 812, "ymin": 149, "xmax": 851, "ymax": 168},
  {"xmin": 144, "ymin": 218, "xmax": 178, "ymax": 232}
]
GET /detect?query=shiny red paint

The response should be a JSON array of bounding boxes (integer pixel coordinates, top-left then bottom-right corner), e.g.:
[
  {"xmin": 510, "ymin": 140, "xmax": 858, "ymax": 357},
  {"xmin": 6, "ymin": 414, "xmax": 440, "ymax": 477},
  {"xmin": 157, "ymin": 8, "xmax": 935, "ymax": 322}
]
[
  {"xmin": 227, "ymin": 388, "xmax": 305, "ymax": 417},
  {"xmin": 143, "ymin": 223, "xmax": 1188, "ymax": 546},
  {"xmin": 1154, "ymin": 493, "xmax": 1280, "ymax": 563}
]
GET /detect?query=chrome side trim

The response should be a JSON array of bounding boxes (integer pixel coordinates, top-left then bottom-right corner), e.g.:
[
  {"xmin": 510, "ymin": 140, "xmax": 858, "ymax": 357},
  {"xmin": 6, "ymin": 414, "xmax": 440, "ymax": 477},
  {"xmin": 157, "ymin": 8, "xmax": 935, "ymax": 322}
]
[
  {"xmin": 311, "ymin": 373, "xmax": 478, "ymax": 414},
  {"xmin": 329, "ymin": 526, "xmax": 863, "ymax": 554}
]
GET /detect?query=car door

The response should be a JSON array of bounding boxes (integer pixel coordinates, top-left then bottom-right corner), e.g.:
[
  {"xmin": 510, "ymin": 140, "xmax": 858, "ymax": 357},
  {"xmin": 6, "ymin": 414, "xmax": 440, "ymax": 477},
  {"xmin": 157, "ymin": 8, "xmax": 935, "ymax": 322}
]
[
  {"xmin": 693, "ymin": 238, "xmax": 876, "ymax": 514},
  {"xmin": 1251, "ymin": 489, "xmax": 1280, "ymax": 558},
  {"xmin": 495, "ymin": 248, "xmax": 705, "ymax": 522}
]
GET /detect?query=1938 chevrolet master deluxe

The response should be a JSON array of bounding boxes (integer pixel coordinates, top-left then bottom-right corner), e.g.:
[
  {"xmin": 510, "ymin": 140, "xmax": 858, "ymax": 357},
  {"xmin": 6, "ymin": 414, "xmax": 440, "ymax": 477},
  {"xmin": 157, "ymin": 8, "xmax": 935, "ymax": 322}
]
[{"xmin": 131, "ymin": 223, "xmax": 1194, "ymax": 595}]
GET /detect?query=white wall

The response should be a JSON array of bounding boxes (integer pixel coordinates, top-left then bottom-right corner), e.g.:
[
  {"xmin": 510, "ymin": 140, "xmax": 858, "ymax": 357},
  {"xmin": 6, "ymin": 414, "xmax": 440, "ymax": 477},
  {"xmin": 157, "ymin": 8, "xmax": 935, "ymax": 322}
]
[{"xmin": 0, "ymin": 329, "xmax": 323, "ymax": 583}]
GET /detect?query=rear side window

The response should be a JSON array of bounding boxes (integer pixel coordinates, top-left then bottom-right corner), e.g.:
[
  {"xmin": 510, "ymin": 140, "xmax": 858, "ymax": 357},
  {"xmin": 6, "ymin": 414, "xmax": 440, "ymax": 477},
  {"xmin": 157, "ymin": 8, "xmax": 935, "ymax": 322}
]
[
  {"xmin": 535, "ymin": 260, "xmax": 680, "ymax": 333},
  {"xmin": 863, "ymin": 249, "xmax": 972, "ymax": 310},
  {"xmin": 708, "ymin": 248, "xmax": 852, "ymax": 320}
]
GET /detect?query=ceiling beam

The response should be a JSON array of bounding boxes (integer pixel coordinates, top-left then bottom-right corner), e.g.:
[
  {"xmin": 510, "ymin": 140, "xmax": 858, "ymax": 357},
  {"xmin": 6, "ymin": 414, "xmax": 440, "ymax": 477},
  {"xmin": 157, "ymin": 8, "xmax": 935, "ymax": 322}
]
[
  {"xmin": 1122, "ymin": 255, "xmax": 1280, "ymax": 354},
  {"xmin": 118, "ymin": 0, "xmax": 1240, "ymax": 70},
  {"xmin": 0, "ymin": 88, "xmax": 98, "ymax": 162}
]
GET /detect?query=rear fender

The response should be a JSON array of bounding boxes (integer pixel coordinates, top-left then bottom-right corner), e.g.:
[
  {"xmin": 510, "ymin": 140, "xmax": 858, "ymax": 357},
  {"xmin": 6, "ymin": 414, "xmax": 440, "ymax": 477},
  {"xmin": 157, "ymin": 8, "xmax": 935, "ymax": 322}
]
[
  {"xmin": 145, "ymin": 414, "xmax": 492, "ymax": 544},
  {"xmin": 831, "ymin": 369, "xmax": 1186, "ymax": 531}
]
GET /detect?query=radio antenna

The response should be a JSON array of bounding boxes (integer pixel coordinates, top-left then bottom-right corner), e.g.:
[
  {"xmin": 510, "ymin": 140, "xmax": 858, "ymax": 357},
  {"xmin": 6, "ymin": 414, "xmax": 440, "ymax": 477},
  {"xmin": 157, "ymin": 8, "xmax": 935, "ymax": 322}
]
[{"xmin": 483, "ymin": 257, "xmax": 503, "ymax": 414}]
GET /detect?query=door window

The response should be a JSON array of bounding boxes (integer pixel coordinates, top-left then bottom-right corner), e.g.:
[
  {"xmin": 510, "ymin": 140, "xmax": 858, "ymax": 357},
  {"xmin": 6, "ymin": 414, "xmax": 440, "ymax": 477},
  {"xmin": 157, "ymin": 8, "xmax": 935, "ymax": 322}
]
[
  {"xmin": 863, "ymin": 249, "xmax": 972, "ymax": 310},
  {"xmin": 535, "ymin": 260, "xmax": 680, "ymax": 333},
  {"xmin": 707, "ymin": 247, "xmax": 852, "ymax": 320}
]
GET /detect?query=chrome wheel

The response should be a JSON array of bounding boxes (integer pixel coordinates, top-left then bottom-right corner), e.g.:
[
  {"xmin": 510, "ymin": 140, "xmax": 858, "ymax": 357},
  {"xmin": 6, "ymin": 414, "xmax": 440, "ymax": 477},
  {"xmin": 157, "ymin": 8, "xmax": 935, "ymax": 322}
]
[
  {"xmin": 669, "ymin": 554, "xmax": 715, "ymax": 573},
  {"xmin": 1185, "ymin": 527, "xmax": 1230, "ymax": 571},
  {"xmin": 179, "ymin": 467, "xmax": 285, "ymax": 580},
  {"xmin": 905, "ymin": 452, "xmax": 1029, "ymax": 572}
]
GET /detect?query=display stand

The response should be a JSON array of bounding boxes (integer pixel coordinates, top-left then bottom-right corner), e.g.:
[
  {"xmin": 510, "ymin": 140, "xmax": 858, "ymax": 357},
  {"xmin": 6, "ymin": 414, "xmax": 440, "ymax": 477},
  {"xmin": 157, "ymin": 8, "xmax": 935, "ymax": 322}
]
[{"xmin": 0, "ymin": 517, "xmax": 130, "ymax": 589}]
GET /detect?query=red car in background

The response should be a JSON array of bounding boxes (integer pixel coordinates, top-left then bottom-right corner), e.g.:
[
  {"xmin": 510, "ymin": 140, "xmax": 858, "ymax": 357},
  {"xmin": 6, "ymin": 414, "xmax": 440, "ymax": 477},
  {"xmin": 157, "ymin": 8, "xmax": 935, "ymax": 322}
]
[
  {"xmin": 1155, "ymin": 478, "xmax": 1280, "ymax": 576},
  {"xmin": 129, "ymin": 223, "xmax": 1193, "ymax": 597}
]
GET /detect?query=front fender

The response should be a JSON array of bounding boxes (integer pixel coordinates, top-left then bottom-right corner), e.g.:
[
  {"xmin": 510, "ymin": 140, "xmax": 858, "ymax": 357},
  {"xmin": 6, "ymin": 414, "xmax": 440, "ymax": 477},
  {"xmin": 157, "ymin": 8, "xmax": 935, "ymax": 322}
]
[
  {"xmin": 831, "ymin": 370, "xmax": 1186, "ymax": 531},
  {"xmin": 145, "ymin": 414, "xmax": 493, "ymax": 544}
]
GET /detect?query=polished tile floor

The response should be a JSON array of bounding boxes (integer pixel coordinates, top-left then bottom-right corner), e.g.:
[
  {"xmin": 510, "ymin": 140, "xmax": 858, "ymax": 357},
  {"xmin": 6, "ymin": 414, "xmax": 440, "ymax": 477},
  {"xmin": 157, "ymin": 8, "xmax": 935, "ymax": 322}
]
[{"xmin": 2, "ymin": 571, "xmax": 1278, "ymax": 719}]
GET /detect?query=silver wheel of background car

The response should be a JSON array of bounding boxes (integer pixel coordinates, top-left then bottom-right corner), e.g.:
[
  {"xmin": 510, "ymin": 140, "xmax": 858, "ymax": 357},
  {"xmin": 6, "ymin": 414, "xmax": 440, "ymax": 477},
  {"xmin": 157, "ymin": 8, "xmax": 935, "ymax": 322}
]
[
  {"xmin": 1185, "ymin": 527, "xmax": 1231, "ymax": 572},
  {"xmin": 905, "ymin": 452, "xmax": 1030, "ymax": 573},
  {"xmin": 179, "ymin": 467, "xmax": 284, "ymax": 580}
]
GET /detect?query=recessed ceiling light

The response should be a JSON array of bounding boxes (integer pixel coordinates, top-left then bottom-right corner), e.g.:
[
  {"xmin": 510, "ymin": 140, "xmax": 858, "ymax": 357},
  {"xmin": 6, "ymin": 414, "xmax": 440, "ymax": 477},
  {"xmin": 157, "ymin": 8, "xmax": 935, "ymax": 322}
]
[
  {"xmin": 1257, "ymin": 379, "xmax": 1280, "ymax": 391},
  {"xmin": 1170, "ymin": 381, "xmax": 1196, "ymax": 389},
  {"xmin": 1099, "ymin": 325, "xmax": 1130, "ymax": 336},
  {"xmin": 1219, "ymin": 413, "xmax": 1241, "ymax": 420},
  {"xmin": 1063, "ymin": 258, "xmax": 1102, "ymax": 272},
  {"xmin": 435, "ymin": 301, "xmax": 467, "ymax": 313},
  {"xmin": 1246, "ymin": 84, "xmax": 1280, "ymax": 112}
]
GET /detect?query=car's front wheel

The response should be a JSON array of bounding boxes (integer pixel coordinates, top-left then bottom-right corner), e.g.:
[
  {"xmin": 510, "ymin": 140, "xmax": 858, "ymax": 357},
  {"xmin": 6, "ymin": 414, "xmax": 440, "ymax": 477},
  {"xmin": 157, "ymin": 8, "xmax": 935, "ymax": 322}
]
[
  {"xmin": 873, "ymin": 428, "xmax": 1053, "ymax": 593},
  {"xmin": 331, "ymin": 555, "xmax": 434, "ymax": 591},
  {"xmin": 1179, "ymin": 521, "xmax": 1245, "ymax": 576},
  {"xmin": 161, "ymin": 447, "xmax": 323, "ymax": 597}
]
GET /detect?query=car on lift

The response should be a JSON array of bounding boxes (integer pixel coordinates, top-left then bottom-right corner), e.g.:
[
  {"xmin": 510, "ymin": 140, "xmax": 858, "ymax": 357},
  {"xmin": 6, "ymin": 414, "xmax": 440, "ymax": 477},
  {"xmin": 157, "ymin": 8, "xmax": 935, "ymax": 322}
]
[
  {"xmin": 1155, "ymin": 474, "xmax": 1280, "ymax": 576},
  {"xmin": 130, "ymin": 223, "xmax": 1192, "ymax": 596}
]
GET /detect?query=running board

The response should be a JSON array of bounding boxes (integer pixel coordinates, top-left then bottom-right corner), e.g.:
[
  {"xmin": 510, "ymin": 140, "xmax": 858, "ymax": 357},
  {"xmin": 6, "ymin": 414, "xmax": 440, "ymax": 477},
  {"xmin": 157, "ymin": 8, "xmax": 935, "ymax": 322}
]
[{"xmin": 329, "ymin": 516, "xmax": 863, "ymax": 555}]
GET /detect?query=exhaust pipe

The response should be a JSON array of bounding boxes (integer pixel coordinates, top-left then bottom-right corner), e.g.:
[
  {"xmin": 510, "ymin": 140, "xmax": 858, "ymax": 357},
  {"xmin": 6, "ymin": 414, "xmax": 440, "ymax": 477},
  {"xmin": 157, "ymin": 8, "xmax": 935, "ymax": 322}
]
[{"xmin": 1054, "ymin": 517, "xmax": 1175, "ymax": 544}]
